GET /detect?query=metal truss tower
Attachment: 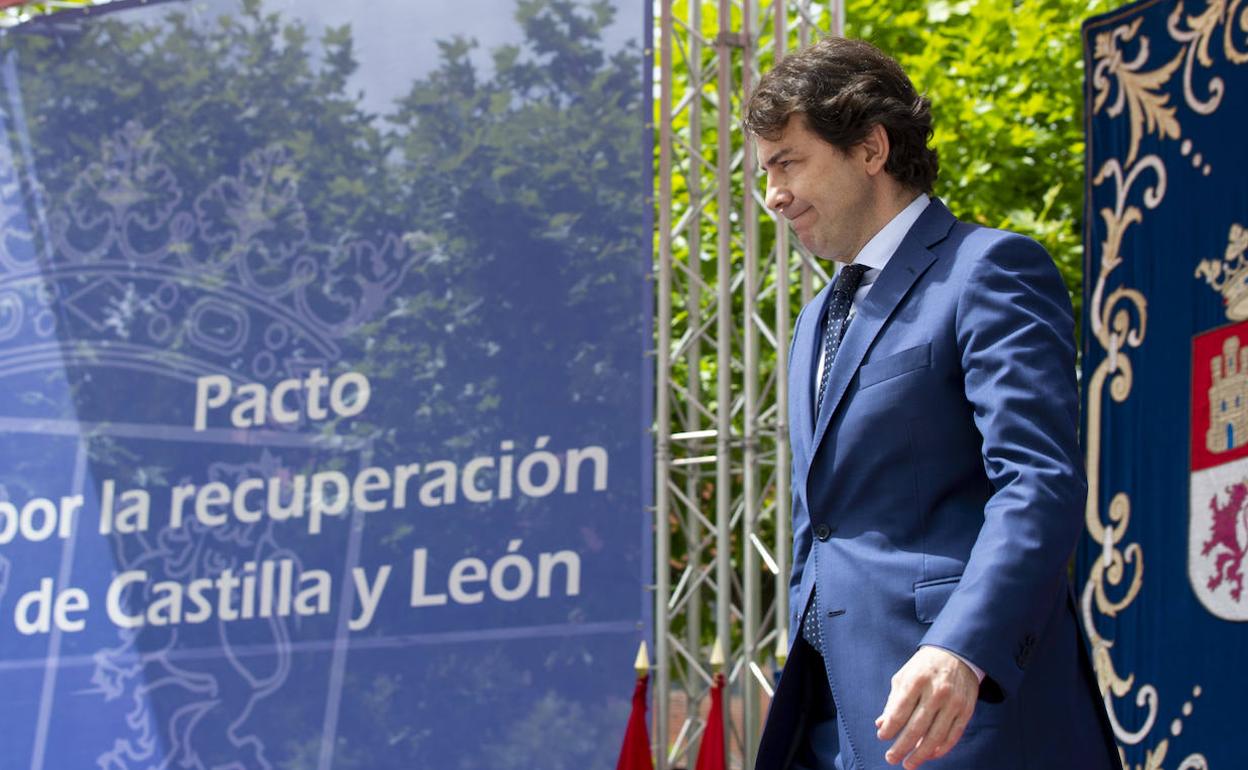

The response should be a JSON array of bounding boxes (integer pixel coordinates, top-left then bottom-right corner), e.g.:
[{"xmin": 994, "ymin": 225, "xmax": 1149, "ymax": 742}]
[{"xmin": 655, "ymin": 1, "xmax": 844, "ymax": 768}]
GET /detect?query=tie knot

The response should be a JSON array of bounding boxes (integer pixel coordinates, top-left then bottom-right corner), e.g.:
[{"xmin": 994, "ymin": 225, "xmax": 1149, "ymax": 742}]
[{"xmin": 834, "ymin": 263, "xmax": 868, "ymax": 297}]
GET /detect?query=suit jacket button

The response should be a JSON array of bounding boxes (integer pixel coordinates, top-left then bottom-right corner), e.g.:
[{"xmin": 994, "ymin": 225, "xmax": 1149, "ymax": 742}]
[{"xmin": 814, "ymin": 524, "xmax": 831, "ymax": 541}]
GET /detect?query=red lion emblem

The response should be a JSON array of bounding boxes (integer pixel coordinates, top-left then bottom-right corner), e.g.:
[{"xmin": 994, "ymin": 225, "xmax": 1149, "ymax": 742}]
[{"xmin": 1203, "ymin": 482, "xmax": 1248, "ymax": 601}]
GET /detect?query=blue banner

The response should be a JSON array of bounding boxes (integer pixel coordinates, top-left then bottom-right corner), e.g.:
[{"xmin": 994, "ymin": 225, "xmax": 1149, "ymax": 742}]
[
  {"xmin": 1080, "ymin": 1, "xmax": 1248, "ymax": 767},
  {"xmin": 0, "ymin": 1, "xmax": 652, "ymax": 767}
]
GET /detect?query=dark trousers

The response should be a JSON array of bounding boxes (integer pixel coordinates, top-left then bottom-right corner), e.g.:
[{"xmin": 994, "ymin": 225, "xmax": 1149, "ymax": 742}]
[{"xmin": 788, "ymin": 637, "xmax": 847, "ymax": 770}]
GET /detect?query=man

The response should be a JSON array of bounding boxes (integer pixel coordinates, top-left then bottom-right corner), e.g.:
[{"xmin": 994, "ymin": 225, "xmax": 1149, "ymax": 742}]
[{"xmin": 746, "ymin": 38, "xmax": 1119, "ymax": 770}]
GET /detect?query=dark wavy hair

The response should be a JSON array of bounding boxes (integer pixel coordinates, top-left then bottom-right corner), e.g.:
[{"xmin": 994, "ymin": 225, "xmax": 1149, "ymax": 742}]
[{"xmin": 744, "ymin": 37, "xmax": 939, "ymax": 194}]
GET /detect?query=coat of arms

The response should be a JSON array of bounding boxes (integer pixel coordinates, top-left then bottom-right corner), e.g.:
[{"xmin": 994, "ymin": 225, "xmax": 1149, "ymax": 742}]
[{"xmin": 1191, "ymin": 223, "xmax": 1248, "ymax": 620}]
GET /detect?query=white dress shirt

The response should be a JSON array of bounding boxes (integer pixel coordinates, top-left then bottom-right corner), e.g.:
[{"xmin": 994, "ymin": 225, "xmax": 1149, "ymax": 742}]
[{"xmin": 810, "ymin": 192, "xmax": 986, "ymax": 685}]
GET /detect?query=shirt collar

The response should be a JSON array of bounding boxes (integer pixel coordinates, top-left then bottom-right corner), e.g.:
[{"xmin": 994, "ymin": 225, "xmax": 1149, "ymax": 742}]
[{"xmin": 851, "ymin": 193, "xmax": 930, "ymax": 275}]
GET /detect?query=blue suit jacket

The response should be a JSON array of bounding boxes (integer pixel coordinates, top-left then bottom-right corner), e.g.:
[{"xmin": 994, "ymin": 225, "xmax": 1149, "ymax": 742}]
[{"xmin": 755, "ymin": 200, "xmax": 1117, "ymax": 770}]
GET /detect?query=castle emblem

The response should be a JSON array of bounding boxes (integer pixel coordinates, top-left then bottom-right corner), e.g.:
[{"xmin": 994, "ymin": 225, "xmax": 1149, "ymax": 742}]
[{"xmin": 1204, "ymin": 335, "xmax": 1248, "ymax": 453}]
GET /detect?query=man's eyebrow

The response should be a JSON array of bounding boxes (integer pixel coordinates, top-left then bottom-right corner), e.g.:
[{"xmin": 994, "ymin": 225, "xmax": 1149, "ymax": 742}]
[{"xmin": 762, "ymin": 148, "xmax": 793, "ymax": 168}]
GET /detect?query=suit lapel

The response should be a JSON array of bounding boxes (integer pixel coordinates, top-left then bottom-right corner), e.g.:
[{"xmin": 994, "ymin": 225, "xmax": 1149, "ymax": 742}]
[
  {"xmin": 809, "ymin": 200, "xmax": 955, "ymax": 452},
  {"xmin": 791, "ymin": 284, "xmax": 832, "ymax": 457}
]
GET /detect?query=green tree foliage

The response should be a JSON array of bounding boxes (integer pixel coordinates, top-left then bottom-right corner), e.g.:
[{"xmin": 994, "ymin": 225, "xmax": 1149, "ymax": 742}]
[
  {"xmin": 1, "ymin": 0, "xmax": 100, "ymax": 27},
  {"xmin": 846, "ymin": 0, "xmax": 1118, "ymax": 326},
  {"xmin": 389, "ymin": 0, "xmax": 646, "ymax": 441}
]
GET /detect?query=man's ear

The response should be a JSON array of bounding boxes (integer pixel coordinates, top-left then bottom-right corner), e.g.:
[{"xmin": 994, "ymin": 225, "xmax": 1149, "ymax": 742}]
[{"xmin": 859, "ymin": 123, "xmax": 890, "ymax": 176}]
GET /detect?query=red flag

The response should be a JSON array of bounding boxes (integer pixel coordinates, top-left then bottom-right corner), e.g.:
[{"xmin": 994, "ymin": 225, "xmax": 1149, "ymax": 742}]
[
  {"xmin": 694, "ymin": 673, "xmax": 726, "ymax": 770},
  {"xmin": 615, "ymin": 673, "xmax": 654, "ymax": 770}
]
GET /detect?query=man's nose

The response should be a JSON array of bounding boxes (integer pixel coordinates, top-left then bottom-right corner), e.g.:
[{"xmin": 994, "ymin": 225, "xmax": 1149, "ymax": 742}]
[{"xmin": 765, "ymin": 183, "xmax": 791, "ymax": 213}]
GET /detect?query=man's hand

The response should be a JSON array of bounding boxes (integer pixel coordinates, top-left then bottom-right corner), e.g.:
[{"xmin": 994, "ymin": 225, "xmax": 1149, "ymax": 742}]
[{"xmin": 874, "ymin": 646, "xmax": 978, "ymax": 769}]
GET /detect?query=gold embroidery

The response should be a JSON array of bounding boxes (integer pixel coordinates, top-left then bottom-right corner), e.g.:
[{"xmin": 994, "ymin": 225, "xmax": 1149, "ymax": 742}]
[
  {"xmin": 1194, "ymin": 223, "xmax": 1248, "ymax": 318},
  {"xmin": 1092, "ymin": 18, "xmax": 1182, "ymax": 166}
]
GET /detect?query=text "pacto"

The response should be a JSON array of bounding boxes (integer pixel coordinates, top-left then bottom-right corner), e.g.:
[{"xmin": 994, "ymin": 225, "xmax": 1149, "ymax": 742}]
[{"xmin": 193, "ymin": 369, "xmax": 372, "ymax": 431}]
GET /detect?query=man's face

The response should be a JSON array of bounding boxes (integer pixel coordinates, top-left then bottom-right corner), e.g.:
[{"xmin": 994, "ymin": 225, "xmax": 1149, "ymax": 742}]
[{"xmin": 756, "ymin": 114, "xmax": 875, "ymax": 263}]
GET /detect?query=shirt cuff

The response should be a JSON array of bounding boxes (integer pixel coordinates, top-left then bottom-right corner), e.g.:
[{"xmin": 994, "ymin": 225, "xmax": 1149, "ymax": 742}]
[{"xmin": 922, "ymin": 644, "xmax": 985, "ymax": 683}]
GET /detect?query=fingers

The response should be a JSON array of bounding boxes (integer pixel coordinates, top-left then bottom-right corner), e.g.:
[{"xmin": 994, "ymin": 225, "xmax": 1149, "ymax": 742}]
[
  {"xmin": 900, "ymin": 703, "xmax": 958, "ymax": 769},
  {"xmin": 882, "ymin": 694, "xmax": 938, "ymax": 766},
  {"xmin": 936, "ymin": 710, "xmax": 971, "ymax": 760},
  {"xmin": 875, "ymin": 670, "xmax": 920, "ymax": 741},
  {"xmin": 901, "ymin": 700, "xmax": 974, "ymax": 769},
  {"xmin": 876, "ymin": 649, "xmax": 979, "ymax": 768}
]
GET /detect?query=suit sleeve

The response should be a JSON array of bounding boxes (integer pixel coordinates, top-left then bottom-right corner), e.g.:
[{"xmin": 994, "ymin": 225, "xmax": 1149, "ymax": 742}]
[{"xmin": 919, "ymin": 233, "xmax": 1086, "ymax": 701}]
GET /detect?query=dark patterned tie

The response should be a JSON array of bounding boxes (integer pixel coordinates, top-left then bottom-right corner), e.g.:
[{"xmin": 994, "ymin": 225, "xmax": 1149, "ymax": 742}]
[
  {"xmin": 803, "ymin": 262, "xmax": 868, "ymax": 653},
  {"xmin": 815, "ymin": 263, "xmax": 868, "ymax": 414}
]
